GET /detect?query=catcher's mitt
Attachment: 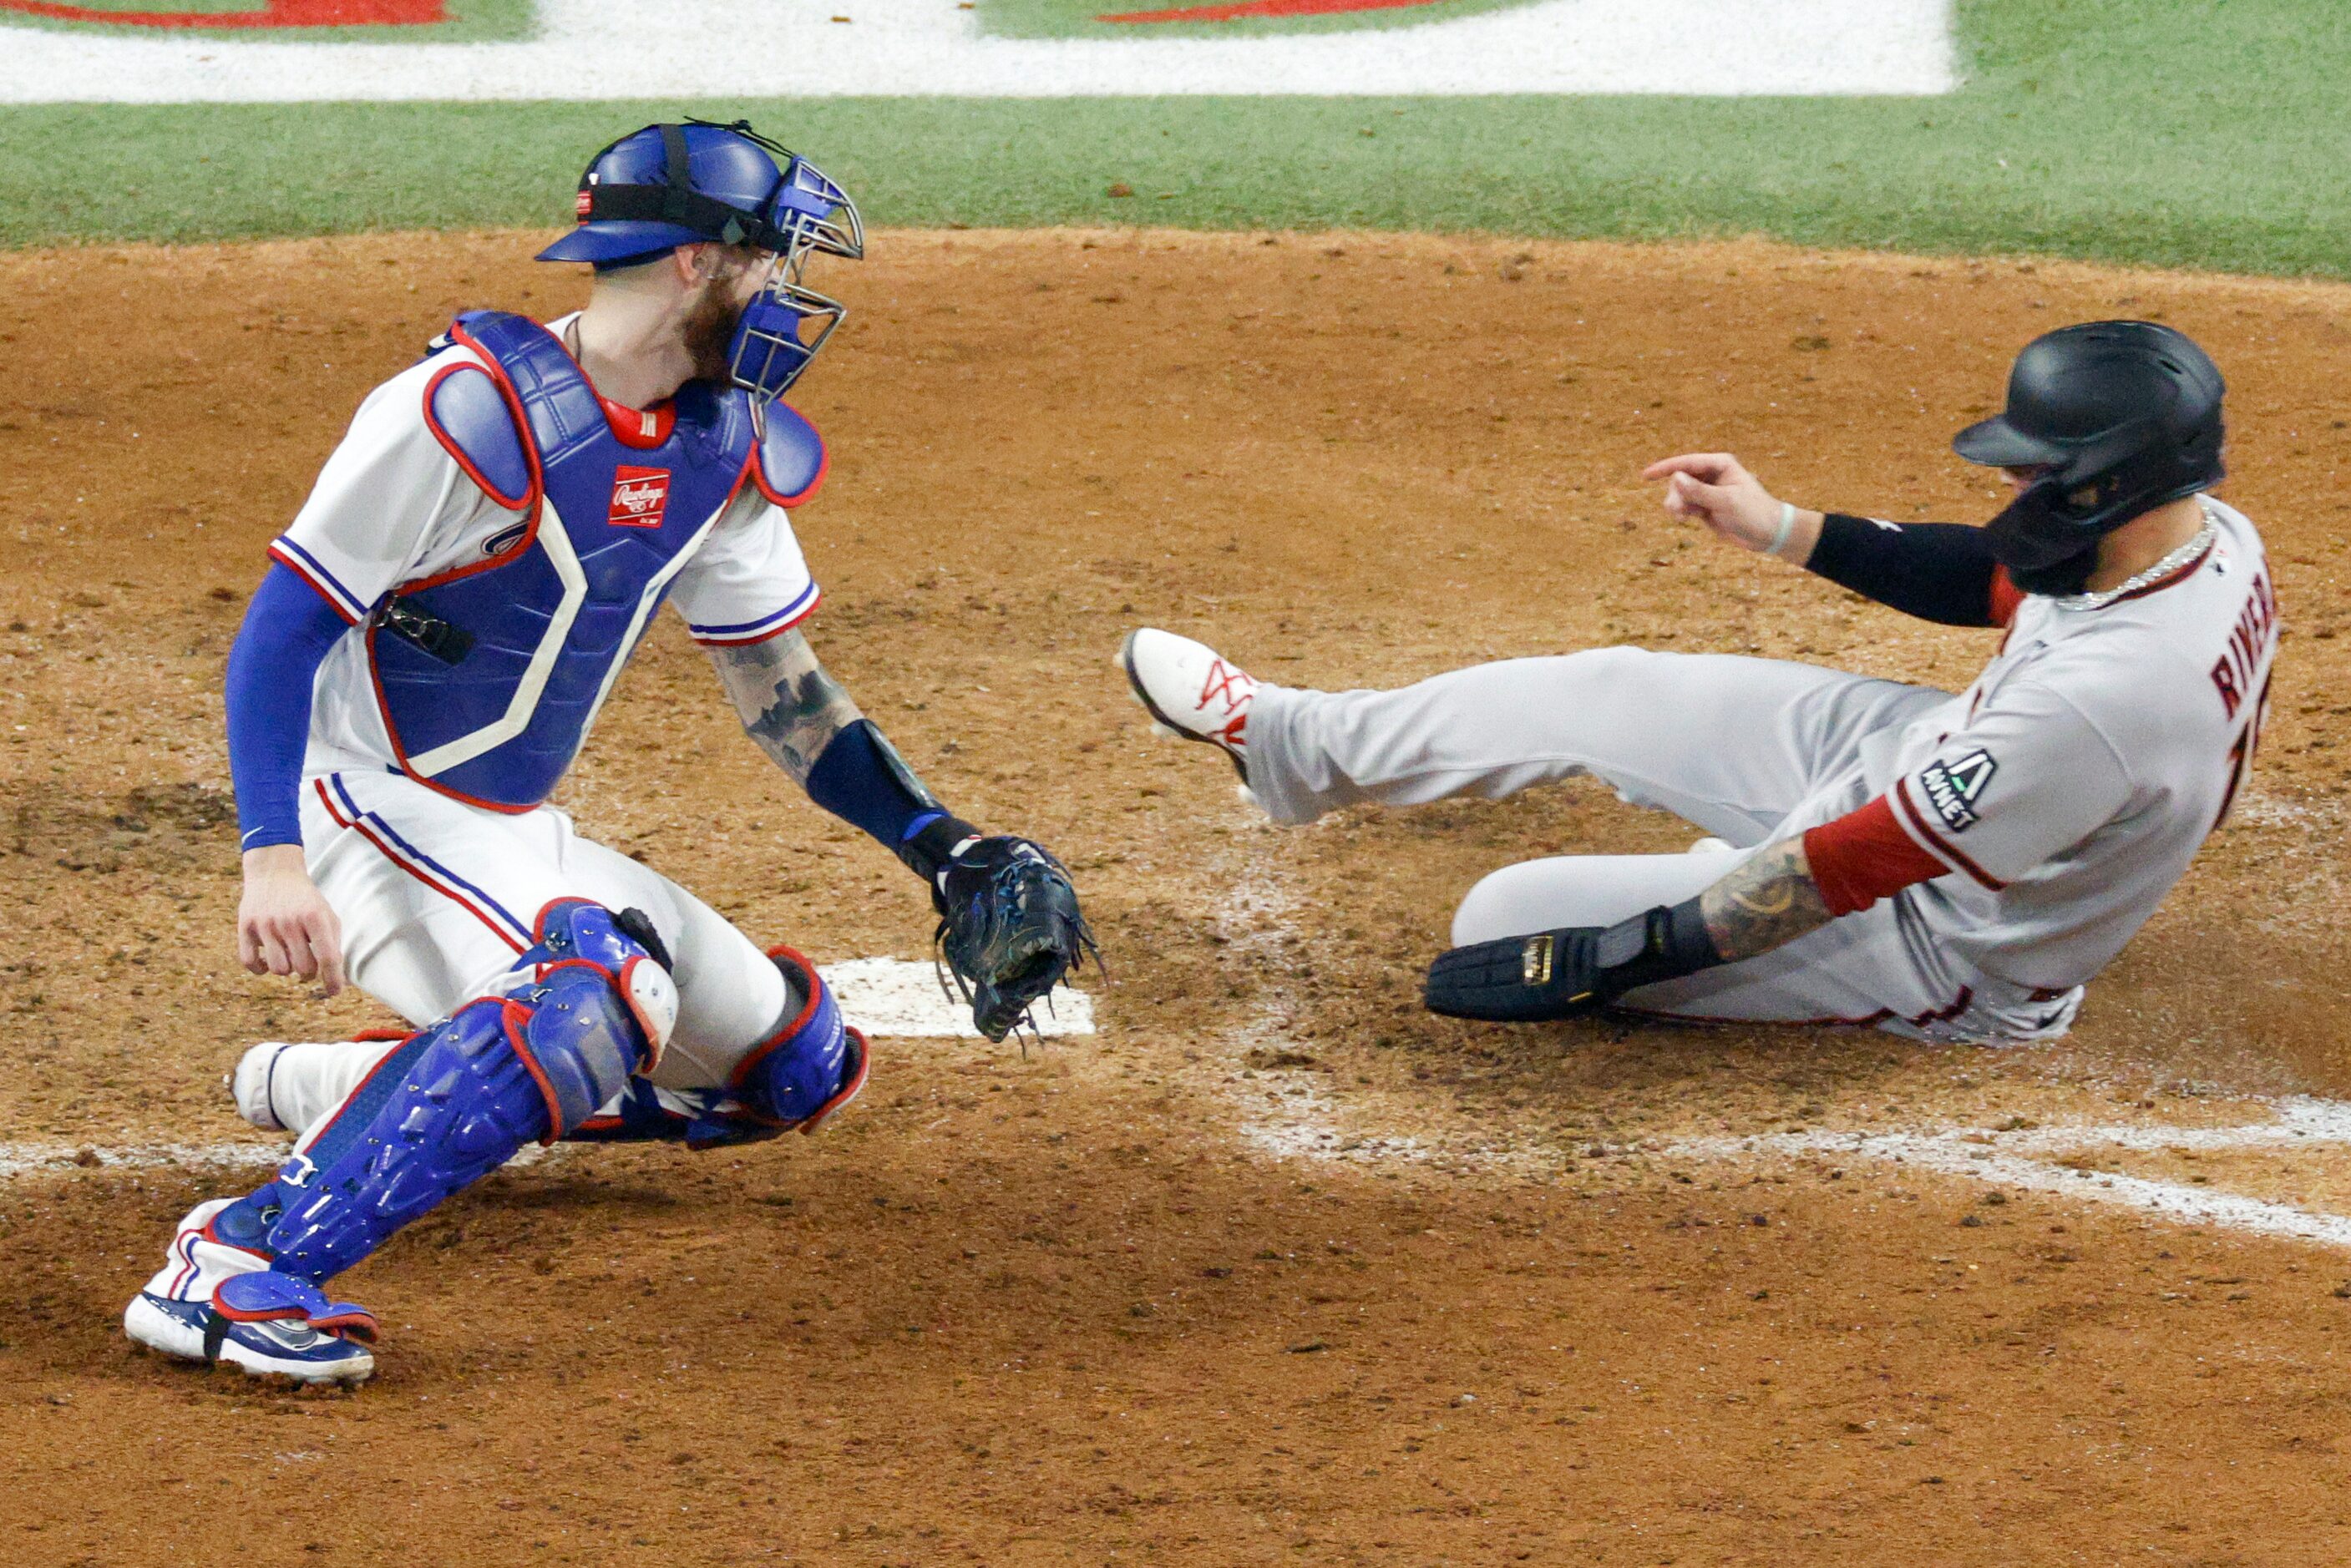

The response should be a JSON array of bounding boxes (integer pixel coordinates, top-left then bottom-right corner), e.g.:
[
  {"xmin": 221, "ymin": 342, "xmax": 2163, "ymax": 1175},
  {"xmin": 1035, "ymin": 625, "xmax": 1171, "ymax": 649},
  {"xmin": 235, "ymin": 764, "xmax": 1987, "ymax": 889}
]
[{"xmin": 931, "ymin": 836, "xmax": 1098, "ymax": 1041}]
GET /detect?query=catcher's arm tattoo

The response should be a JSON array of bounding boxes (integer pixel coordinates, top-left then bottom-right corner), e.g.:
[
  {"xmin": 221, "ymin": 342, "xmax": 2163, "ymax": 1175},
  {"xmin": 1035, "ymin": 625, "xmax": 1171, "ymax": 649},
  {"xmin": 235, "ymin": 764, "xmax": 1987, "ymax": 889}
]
[
  {"xmin": 710, "ymin": 630, "xmax": 866, "ymax": 786},
  {"xmin": 1696, "ymin": 837, "xmax": 1837, "ymax": 962}
]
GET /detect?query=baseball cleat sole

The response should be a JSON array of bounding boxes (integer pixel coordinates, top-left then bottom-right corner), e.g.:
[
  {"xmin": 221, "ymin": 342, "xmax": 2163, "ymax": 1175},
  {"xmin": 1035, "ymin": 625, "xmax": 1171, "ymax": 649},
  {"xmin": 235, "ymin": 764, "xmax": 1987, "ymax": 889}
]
[{"xmin": 124, "ymin": 1293, "xmax": 377, "ymax": 1385}]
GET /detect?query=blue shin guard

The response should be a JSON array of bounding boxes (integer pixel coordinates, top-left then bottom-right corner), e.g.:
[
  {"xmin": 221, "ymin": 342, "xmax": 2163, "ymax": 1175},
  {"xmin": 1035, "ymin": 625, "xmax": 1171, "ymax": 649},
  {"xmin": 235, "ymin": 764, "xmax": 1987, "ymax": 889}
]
[
  {"xmin": 251, "ymin": 900, "xmax": 677, "ymax": 1284},
  {"xmin": 728, "ymin": 948, "xmax": 865, "ymax": 1137},
  {"xmin": 567, "ymin": 948, "xmax": 866, "ymax": 1151}
]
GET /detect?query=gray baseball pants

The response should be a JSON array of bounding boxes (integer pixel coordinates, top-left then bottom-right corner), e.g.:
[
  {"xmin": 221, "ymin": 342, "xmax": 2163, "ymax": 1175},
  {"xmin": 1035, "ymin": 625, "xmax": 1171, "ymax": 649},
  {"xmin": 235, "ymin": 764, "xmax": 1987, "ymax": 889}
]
[{"xmin": 1243, "ymin": 647, "xmax": 2079, "ymax": 1041}]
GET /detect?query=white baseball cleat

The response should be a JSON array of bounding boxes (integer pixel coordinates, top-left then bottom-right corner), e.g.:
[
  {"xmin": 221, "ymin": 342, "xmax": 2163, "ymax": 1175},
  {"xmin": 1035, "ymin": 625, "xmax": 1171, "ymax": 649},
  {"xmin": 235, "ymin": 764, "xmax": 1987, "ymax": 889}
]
[
  {"xmin": 124, "ymin": 1198, "xmax": 378, "ymax": 1384},
  {"xmin": 1118, "ymin": 628, "xmax": 1258, "ymax": 780}
]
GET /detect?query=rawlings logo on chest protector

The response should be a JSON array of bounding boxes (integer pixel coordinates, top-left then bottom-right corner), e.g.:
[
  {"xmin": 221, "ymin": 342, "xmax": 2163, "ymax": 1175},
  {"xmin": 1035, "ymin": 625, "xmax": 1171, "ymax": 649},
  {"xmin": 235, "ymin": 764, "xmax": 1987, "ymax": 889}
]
[
  {"xmin": 609, "ymin": 465, "xmax": 671, "ymax": 529},
  {"xmin": 378, "ymin": 310, "xmax": 762, "ymax": 813}
]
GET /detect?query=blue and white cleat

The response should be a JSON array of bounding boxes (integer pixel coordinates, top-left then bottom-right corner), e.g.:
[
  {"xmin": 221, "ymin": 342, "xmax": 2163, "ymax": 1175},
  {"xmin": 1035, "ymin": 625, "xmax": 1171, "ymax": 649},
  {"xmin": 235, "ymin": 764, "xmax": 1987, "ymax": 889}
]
[{"xmin": 124, "ymin": 1198, "xmax": 377, "ymax": 1384}]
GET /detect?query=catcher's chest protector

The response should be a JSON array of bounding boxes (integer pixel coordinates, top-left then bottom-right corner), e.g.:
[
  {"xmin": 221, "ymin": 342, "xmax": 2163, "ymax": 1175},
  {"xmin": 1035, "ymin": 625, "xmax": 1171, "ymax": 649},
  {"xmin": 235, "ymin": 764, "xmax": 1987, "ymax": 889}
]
[{"xmin": 372, "ymin": 311, "xmax": 820, "ymax": 812}]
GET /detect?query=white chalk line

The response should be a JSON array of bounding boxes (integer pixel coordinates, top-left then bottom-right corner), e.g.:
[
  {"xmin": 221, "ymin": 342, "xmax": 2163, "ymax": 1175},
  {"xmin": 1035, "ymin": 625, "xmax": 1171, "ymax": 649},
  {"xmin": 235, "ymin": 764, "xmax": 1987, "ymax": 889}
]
[
  {"xmin": 1205, "ymin": 862, "xmax": 2351, "ymax": 1249},
  {"xmin": 0, "ymin": 958, "xmax": 1090, "ymax": 1182},
  {"xmin": 1659, "ymin": 1102, "xmax": 2351, "ymax": 1250},
  {"xmin": 0, "ymin": 0, "xmax": 1958, "ymax": 103},
  {"xmin": 1242, "ymin": 1055, "xmax": 2351, "ymax": 1250}
]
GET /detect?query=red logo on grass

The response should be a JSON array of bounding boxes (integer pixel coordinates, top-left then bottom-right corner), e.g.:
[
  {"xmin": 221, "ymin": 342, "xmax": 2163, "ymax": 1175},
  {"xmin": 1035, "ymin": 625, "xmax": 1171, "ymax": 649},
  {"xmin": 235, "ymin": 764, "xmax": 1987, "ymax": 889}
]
[
  {"xmin": 609, "ymin": 467, "xmax": 671, "ymax": 529},
  {"xmin": 0, "ymin": 0, "xmax": 443, "ymax": 26}
]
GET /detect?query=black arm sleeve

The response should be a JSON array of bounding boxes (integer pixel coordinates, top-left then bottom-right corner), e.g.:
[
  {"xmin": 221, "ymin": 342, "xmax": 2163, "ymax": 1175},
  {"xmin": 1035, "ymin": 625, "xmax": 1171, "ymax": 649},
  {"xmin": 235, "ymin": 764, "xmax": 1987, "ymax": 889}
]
[{"xmin": 1802, "ymin": 513, "xmax": 2003, "ymax": 629}]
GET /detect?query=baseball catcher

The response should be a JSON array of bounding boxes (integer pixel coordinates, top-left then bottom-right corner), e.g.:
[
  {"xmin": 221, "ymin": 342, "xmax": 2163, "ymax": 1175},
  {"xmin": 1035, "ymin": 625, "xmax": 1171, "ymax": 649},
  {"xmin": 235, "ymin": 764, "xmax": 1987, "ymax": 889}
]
[
  {"xmin": 126, "ymin": 120, "xmax": 1092, "ymax": 1385},
  {"xmin": 1123, "ymin": 321, "xmax": 2272, "ymax": 1041}
]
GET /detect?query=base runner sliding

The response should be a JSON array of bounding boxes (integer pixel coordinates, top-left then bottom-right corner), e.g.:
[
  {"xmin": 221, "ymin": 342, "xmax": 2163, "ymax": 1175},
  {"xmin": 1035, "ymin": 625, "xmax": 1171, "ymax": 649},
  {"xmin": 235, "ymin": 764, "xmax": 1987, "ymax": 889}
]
[{"xmin": 1123, "ymin": 322, "xmax": 2275, "ymax": 1041}]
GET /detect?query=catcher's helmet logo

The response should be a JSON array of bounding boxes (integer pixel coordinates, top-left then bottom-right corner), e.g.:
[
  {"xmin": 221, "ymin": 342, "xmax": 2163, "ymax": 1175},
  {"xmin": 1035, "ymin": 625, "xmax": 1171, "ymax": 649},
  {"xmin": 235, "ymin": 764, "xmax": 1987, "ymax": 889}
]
[{"xmin": 1920, "ymin": 748, "xmax": 1998, "ymax": 832}]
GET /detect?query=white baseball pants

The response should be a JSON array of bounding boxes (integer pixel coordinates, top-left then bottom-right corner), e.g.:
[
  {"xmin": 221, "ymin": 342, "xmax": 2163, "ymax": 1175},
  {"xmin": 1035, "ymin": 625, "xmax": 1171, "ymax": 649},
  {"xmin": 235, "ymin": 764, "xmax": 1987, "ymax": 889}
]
[{"xmin": 298, "ymin": 768, "xmax": 789, "ymax": 1090}]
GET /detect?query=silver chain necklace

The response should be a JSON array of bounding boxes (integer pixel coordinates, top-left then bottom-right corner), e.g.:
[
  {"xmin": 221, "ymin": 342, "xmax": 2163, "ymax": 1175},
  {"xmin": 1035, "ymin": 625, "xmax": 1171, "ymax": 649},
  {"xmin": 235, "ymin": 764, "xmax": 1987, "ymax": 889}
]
[{"xmin": 2055, "ymin": 500, "xmax": 2218, "ymax": 611}]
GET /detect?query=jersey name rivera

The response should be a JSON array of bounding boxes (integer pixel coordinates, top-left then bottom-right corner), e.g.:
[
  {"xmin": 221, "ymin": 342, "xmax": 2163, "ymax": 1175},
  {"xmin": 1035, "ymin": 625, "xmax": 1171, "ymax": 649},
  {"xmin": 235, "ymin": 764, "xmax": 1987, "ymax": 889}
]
[{"xmin": 2210, "ymin": 564, "xmax": 2279, "ymax": 721}]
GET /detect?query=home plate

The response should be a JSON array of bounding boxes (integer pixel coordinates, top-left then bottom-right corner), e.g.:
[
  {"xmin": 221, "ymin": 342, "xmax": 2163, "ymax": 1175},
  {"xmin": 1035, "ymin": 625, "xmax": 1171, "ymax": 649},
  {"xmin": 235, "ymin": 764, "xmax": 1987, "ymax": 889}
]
[{"xmin": 818, "ymin": 958, "xmax": 1096, "ymax": 1039}]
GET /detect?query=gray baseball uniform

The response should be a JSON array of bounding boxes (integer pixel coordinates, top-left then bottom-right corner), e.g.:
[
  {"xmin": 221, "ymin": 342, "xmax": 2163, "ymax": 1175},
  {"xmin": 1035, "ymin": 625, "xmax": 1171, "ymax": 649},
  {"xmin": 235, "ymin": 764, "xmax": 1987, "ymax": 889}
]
[{"xmin": 1244, "ymin": 499, "xmax": 2276, "ymax": 1043}]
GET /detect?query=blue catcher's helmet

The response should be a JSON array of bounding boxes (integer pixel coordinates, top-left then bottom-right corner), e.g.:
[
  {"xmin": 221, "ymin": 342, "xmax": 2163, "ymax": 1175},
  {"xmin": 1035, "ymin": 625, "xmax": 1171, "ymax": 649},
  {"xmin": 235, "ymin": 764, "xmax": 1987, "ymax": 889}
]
[{"xmin": 538, "ymin": 119, "xmax": 864, "ymax": 407}]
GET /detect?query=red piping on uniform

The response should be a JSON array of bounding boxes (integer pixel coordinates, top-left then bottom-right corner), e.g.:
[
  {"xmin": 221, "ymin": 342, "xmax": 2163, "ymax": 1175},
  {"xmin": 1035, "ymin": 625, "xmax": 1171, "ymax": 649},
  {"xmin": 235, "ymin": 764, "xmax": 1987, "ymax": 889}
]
[
  {"xmin": 312, "ymin": 778, "xmax": 529, "ymax": 948},
  {"xmin": 266, "ymin": 543, "xmax": 361, "ymax": 625},
  {"xmin": 1891, "ymin": 777, "xmax": 2005, "ymax": 891},
  {"xmin": 688, "ymin": 588, "xmax": 823, "ymax": 648},
  {"xmin": 1621, "ymin": 987, "xmax": 1974, "ymax": 1032}
]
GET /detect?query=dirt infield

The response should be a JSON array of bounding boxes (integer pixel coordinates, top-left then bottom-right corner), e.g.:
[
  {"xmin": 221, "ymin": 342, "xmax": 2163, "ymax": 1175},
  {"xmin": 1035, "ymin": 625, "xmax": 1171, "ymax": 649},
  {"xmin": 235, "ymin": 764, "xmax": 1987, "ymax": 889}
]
[{"xmin": 5, "ymin": 228, "xmax": 2351, "ymax": 1565}]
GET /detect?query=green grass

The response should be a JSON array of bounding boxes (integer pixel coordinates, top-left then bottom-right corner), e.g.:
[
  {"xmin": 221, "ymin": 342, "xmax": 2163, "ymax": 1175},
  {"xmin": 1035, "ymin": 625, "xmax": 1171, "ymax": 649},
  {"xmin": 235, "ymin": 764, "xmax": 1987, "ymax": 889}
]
[
  {"xmin": 0, "ymin": 0, "xmax": 531, "ymax": 43},
  {"xmin": 2, "ymin": 1, "xmax": 2348, "ymax": 277},
  {"xmin": 977, "ymin": 0, "xmax": 1540, "ymax": 43}
]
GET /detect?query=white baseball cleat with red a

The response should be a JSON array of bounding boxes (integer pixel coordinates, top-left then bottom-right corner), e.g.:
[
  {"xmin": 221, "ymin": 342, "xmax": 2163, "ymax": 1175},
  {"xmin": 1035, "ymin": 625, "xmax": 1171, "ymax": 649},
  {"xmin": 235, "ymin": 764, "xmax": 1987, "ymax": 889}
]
[{"xmin": 1118, "ymin": 628, "xmax": 1258, "ymax": 781}]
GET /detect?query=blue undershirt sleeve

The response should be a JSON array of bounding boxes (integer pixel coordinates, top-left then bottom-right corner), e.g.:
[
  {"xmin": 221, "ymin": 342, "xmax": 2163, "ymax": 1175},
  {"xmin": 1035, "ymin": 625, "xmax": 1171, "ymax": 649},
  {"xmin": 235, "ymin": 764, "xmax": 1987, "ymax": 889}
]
[
  {"xmin": 227, "ymin": 563, "xmax": 352, "ymax": 853},
  {"xmin": 803, "ymin": 719, "xmax": 942, "ymax": 851}
]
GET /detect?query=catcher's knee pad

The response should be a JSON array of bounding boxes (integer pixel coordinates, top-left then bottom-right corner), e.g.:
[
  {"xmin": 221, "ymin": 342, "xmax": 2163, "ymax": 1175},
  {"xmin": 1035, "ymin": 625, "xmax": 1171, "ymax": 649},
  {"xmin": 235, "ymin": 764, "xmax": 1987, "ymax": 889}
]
[
  {"xmin": 254, "ymin": 901, "xmax": 672, "ymax": 1283},
  {"xmin": 730, "ymin": 948, "xmax": 867, "ymax": 1136}
]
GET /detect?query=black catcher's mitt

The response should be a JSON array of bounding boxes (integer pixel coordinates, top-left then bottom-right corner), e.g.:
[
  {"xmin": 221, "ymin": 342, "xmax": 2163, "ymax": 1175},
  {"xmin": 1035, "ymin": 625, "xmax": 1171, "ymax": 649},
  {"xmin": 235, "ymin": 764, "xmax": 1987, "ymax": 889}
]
[{"xmin": 931, "ymin": 836, "xmax": 1098, "ymax": 1041}]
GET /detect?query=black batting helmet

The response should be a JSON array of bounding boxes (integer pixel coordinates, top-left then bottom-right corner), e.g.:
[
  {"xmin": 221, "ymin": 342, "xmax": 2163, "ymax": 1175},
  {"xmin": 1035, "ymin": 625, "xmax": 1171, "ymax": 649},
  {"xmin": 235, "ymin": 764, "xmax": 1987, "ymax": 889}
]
[{"xmin": 1956, "ymin": 321, "xmax": 2225, "ymax": 582}]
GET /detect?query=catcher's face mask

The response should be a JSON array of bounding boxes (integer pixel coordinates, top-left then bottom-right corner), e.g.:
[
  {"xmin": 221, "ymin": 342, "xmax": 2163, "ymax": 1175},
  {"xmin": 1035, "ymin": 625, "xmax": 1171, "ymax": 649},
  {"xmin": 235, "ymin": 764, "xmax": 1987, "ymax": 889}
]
[{"xmin": 726, "ymin": 156, "xmax": 864, "ymax": 429}]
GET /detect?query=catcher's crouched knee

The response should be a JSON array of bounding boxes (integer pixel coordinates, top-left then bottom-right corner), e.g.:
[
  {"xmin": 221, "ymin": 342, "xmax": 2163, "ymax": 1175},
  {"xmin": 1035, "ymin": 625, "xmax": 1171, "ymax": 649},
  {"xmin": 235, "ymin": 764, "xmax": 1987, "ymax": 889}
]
[{"xmin": 729, "ymin": 948, "xmax": 868, "ymax": 1136}]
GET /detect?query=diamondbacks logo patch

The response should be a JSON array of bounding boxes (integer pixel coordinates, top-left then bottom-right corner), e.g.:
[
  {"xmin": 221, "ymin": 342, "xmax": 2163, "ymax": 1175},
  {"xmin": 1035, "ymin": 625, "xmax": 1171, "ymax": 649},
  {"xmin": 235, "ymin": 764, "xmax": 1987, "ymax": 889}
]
[
  {"xmin": 1918, "ymin": 748, "xmax": 1998, "ymax": 833},
  {"xmin": 609, "ymin": 466, "xmax": 671, "ymax": 529}
]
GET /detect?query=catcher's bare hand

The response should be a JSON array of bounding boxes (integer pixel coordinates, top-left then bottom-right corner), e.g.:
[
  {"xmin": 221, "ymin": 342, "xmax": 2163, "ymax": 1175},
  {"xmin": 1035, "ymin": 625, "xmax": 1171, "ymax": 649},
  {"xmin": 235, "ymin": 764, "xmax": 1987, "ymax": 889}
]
[
  {"xmin": 933, "ymin": 836, "xmax": 1097, "ymax": 1042},
  {"xmin": 239, "ymin": 843, "xmax": 347, "ymax": 995},
  {"xmin": 1643, "ymin": 451, "xmax": 1822, "ymax": 564}
]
